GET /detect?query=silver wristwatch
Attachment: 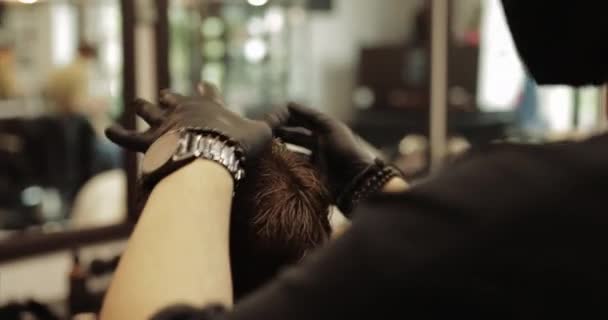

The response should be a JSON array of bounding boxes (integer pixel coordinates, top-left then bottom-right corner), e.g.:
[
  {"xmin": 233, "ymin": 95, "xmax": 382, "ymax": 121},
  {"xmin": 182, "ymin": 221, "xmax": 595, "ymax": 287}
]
[{"xmin": 142, "ymin": 128, "xmax": 245, "ymax": 183}]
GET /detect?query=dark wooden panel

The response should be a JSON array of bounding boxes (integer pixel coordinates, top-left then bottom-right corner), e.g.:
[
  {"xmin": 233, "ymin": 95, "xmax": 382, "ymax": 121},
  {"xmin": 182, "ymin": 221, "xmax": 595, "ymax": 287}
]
[
  {"xmin": 155, "ymin": 0, "xmax": 170, "ymax": 92},
  {"xmin": 121, "ymin": 0, "xmax": 139, "ymax": 222},
  {"xmin": 0, "ymin": 224, "xmax": 133, "ymax": 263}
]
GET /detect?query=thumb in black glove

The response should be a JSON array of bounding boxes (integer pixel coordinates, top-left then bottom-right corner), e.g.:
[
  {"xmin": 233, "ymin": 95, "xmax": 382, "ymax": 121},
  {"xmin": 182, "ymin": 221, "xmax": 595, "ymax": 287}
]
[{"xmin": 268, "ymin": 103, "xmax": 378, "ymax": 207}]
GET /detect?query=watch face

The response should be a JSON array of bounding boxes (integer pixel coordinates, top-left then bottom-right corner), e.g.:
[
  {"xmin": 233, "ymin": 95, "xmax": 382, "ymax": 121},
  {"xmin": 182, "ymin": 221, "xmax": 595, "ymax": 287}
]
[{"xmin": 142, "ymin": 131, "xmax": 181, "ymax": 175}]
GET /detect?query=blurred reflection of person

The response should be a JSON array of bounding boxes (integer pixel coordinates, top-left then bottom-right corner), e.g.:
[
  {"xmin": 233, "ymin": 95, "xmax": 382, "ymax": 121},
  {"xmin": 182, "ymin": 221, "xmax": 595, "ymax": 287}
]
[
  {"xmin": 0, "ymin": 39, "xmax": 21, "ymax": 100},
  {"xmin": 44, "ymin": 43, "xmax": 121, "ymax": 172},
  {"xmin": 45, "ymin": 43, "xmax": 109, "ymax": 131}
]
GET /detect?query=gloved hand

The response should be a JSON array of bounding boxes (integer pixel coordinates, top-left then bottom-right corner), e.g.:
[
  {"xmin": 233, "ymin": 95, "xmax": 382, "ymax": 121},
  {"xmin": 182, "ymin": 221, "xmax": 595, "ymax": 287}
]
[
  {"xmin": 268, "ymin": 103, "xmax": 378, "ymax": 211},
  {"xmin": 105, "ymin": 82, "xmax": 273, "ymax": 161}
]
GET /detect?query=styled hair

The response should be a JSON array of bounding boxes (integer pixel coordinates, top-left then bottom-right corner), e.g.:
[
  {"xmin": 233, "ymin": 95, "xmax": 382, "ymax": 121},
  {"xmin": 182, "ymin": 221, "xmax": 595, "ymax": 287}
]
[
  {"xmin": 230, "ymin": 140, "xmax": 331, "ymax": 299},
  {"xmin": 137, "ymin": 140, "xmax": 331, "ymax": 299}
]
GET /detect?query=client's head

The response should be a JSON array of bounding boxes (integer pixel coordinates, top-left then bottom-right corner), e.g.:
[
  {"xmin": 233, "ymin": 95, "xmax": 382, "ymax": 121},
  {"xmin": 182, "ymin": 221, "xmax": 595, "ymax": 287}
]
[
  {"xmin": 137, "ymin": 139, "xmax": 331, "ymax": 300},
  {"xmin": 230, "ymin": 140, "xmax": 331, "ymax": 299}
]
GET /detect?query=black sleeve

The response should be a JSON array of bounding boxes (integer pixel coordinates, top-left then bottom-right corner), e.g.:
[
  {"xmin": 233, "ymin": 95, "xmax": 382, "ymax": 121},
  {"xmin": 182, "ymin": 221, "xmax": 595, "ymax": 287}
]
[
  {"xmin": 151, "ymin": 305, "xmax": 227, "ymax": 320},
  {"xmin": 154, "ymin": 135, "xmax": 608, "ymax": 319}
]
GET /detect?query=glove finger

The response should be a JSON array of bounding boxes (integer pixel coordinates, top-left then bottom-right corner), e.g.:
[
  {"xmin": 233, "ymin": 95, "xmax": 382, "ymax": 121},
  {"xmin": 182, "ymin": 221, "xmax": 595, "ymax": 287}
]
[
  {"xmin": 274, "ymin": 126, "xmax": 317, "ymax": 150},
  {"xmin": 286, "ymin": 102, "xmax": 333, "ymax": 132},
  {"xmin": 105, "ymin": 124, "xmax": 149, "ymax": 152},
  {"xmin": 133, "ymin": 98, "xmax": 164, "ymax": 125},
  {"xmin": 197, "ymin": 81, "xmax": 223, "ymax": 102},
  {"xmin": 264, "ymin": 105, "xmax": 291, "ymax": 129},
  {"xmin": 159, "ymin": 89, "xmax": 185, "ymax": 109}
]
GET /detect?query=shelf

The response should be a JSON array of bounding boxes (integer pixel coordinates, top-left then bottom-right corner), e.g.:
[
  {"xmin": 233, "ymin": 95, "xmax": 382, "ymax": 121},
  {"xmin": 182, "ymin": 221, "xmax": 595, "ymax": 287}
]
[{"xmin": 351, "ymin": 108, "xmax": 515, "ymax": 147}]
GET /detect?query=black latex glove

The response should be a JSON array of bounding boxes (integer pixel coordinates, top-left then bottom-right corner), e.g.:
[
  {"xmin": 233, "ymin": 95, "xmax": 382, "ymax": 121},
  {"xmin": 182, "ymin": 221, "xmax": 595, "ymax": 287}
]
[
  {"xmin": 268, "ymin": 102, "xmax": 376, "ymax": 203},
  {"xmin": 105, "ymin": 83, "xmax": 273, "ymax": 161}
]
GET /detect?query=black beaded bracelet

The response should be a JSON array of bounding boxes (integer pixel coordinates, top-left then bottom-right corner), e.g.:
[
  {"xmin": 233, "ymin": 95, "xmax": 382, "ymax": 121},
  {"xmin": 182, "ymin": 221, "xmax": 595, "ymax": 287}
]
[{"xmin": 336, "ymin": 159, "xmax": 402, "ymax": 216}]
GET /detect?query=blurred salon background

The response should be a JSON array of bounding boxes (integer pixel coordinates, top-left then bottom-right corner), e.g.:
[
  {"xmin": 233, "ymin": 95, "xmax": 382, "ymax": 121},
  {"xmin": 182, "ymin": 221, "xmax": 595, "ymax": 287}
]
[{"xmin": 0, "ymin": 0, "xmax": 605, "ymax": 318}]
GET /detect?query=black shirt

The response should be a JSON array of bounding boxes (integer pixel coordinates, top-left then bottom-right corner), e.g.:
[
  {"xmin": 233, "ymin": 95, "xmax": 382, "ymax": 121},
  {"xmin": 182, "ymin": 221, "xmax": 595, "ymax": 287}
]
[{"xmin": 153, "ymin": 134, "xmax": 608, "ymax": 319}]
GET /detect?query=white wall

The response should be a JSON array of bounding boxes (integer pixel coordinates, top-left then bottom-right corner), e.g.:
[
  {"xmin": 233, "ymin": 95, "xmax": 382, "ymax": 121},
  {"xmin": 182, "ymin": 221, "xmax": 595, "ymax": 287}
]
[
  {"xmin": 303, "ymin": 0, "xmax": 423, "ymax": 120},
  {"xmin": 4, "ymin": 2, "xmax": 71, "ymax": 96}
]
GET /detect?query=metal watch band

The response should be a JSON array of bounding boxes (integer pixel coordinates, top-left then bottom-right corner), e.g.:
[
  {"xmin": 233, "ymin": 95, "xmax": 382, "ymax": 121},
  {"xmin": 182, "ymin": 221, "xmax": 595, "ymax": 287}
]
[{"xmin": 173, "ymin": 129, "xmax": 245, "ymax": 182}]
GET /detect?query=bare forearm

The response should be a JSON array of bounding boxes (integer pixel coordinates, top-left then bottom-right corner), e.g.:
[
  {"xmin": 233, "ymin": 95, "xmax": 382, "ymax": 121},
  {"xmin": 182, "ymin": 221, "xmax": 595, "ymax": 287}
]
[{"xmin": 101, "ymin": 160, "xmax": 234, "ymax": 320}]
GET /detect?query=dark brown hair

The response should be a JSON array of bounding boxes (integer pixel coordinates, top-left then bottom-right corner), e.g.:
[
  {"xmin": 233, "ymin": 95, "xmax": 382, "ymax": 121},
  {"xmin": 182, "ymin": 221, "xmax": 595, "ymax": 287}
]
[
  {"xmin": 230, "ymin": 140, "xmax": 331, "ymax": 299},
  {"xmin": 137, "ymin": 140, "xmax": 331, "ymax": 299}
]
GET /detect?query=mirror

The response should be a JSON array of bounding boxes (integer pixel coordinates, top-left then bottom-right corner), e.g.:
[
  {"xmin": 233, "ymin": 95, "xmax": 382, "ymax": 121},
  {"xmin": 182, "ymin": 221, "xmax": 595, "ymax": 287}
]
[
  {"xmin": 0, "ymin": 0, "xmax": 126, "ymax": 238},
  {"xmin": 169, "ymin": 0, "xmax": 309, "ymax": 116},
  {"xmin": 168, "ymin": 0, "xmax": 432, "ymax": 180}
]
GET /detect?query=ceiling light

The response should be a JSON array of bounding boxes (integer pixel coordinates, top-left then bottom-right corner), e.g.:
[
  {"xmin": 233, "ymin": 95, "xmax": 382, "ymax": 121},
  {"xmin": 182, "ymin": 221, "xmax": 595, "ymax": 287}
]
[
  {"xmin": 244, "ymin": 38, "xmax": 267, "ymax": 63},
  {"xmin": 247, "ymin": 0, "xmax": 268, "ymax": 7}
]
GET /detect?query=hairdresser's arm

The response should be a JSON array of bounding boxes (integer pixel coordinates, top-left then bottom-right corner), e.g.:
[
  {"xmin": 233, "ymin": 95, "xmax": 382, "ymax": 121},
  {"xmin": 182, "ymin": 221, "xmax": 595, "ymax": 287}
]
[
  {"xmin": 101, "ymin": 85, "xmax": 274, "ymax": 319},
  {"xmin": 101, "ymin": 159, "xmax": 234, "ymax": 319}
]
